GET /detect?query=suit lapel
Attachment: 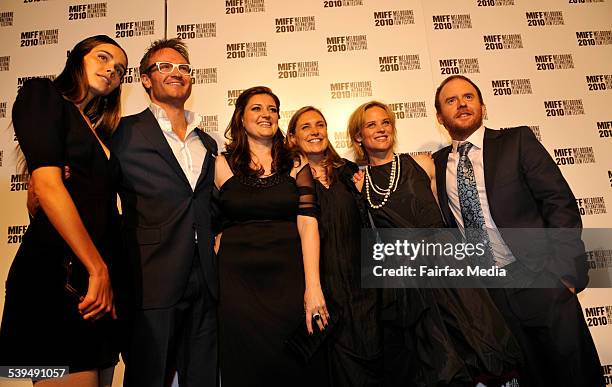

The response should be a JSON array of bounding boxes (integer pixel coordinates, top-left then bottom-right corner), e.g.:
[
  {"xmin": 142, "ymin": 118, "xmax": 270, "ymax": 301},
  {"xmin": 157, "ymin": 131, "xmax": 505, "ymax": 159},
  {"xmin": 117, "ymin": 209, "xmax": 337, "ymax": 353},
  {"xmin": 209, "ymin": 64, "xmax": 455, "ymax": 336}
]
[
  {"xmin": 483, "ymin": 127, "xmax": 501, "ymax": 206},
  {"xmin": 135, "ymin": 109, "xmax": 191, "ymax": 187},
  {"xmin": 435, "ymin": 146, "xmax": 455, "ymax": 227},
  {"xmin": 194, "ymin": 128, "xmax": 216, "ymax": 189}
]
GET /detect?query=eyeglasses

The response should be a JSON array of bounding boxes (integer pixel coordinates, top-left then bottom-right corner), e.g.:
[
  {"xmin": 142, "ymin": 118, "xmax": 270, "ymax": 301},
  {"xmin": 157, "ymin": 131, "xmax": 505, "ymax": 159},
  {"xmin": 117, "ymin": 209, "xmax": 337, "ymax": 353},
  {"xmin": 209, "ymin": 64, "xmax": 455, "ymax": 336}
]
[{"xmin": 145, "ymin": 61, "xmax": 192, "ymax": 76}]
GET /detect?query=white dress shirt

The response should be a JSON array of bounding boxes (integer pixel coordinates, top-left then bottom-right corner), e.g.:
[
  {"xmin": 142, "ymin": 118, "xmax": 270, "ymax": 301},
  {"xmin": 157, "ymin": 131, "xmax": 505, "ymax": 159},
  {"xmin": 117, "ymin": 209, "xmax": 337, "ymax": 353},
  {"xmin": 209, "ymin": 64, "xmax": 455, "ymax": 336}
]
[
  {"xmin": 149, "ymin": 103, "xmax": 207, "ymax": 191},
  {"xmin": 445, "ymin": 125, "xmax": 516, "ymax": 267}
]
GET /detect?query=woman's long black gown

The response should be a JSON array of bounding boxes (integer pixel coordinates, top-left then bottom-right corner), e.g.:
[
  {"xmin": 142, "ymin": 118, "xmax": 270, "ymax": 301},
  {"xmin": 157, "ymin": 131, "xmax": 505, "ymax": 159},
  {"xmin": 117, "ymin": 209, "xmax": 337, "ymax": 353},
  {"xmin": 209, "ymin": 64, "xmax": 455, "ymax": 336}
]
[
  {"xmin": 214, "ymin": 165, "xmax": 328, "ymax": 386},
  {"xmin": 316, "ymin": 161, "xmax": 382, "ymax": 386},
  {"xmin": 365, "ymin": 154, "xmax": 522, "ymax": 386}
]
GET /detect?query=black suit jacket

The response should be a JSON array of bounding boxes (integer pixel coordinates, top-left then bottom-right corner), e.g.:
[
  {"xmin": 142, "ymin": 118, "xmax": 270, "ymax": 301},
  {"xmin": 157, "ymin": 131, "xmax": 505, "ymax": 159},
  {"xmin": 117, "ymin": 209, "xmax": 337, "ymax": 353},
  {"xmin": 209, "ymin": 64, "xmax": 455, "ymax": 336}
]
[
  {"xmin": 433, "ymin": 126, "xmax": 588, "ymax": 289},
  {"xmin": 112, "ymin": 109, "xmax": 218, "ymax": 309}
]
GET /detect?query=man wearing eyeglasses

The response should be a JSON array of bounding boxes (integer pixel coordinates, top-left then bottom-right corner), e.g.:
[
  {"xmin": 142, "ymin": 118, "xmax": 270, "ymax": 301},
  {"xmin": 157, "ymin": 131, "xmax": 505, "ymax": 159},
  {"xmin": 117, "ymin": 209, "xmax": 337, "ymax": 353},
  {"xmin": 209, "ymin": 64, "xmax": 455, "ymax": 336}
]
[{"xmin": 112, "ymin": 38, "xmax": 218, "ymax": 387}]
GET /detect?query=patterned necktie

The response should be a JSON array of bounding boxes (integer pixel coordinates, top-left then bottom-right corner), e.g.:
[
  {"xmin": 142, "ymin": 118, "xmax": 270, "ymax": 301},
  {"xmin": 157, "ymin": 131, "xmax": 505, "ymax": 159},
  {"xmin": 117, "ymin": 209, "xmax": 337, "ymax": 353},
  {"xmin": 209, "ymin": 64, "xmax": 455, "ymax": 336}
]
[
  {"xmin": 457, "ymin": 142, "xmax": 484, "ymax": 228},
  {"xmin": 456, "ymin": 142, "xmax": 495, "ymax": 266}
]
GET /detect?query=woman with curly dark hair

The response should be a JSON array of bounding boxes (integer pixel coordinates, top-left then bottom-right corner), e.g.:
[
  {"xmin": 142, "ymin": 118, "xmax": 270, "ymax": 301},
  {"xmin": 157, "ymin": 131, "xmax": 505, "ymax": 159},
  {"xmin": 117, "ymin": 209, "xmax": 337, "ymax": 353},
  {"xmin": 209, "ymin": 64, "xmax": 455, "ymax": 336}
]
[{"xmin": 214, "ymin": 87, "xmax": 329, "ymax": 386}]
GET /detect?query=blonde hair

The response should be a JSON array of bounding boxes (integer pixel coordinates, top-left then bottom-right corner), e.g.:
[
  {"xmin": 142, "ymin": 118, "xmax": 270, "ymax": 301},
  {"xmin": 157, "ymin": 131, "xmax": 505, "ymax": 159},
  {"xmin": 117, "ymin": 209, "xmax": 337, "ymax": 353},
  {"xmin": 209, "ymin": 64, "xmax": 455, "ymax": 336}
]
[{"xmin": 347, "ymin": 100, "xmax": 396, "ymax": 166}]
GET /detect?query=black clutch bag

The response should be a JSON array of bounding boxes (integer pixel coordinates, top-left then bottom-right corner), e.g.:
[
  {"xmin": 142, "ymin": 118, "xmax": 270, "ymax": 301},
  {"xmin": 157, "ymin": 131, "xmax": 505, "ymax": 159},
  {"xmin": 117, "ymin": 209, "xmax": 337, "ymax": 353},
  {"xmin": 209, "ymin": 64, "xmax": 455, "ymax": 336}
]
[
  {"xmin": 284, "ymin": 301, "xmax": 342, "ymax": 363},
  {"xmin": 64, "ymin": 255, "xmax": 86, "ymax": 302}
]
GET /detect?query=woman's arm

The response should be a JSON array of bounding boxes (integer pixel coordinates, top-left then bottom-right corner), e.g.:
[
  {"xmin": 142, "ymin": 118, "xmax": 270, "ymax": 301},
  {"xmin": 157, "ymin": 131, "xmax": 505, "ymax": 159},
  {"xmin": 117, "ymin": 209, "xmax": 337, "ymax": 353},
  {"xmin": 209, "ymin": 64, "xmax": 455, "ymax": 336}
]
[
  {"xmin": 27, "ymin": 166, "xmax": 70, "ymax": 217},
  {"xmin": 32, "ymin": 166, "xmax": 114, "ymax": 321},
  {"xmin": 412, "ymin": 154, "xmax": 439, "ymax": 205},
  {"xmin": 292, "ymin": 162, "xmax": 328, "ymax": 333},
  {"xmin": 297, "ymin": 214, "xmax": 328, "ymax": 333},
  {"xmin": 214, "ymin": 153, "xmax": 233, "ymax": 190},
  {"xmin": 214, "ymin": 233, "xmax": 222, "ymax": 254},
  {"xmin": 26, "ymin": 177, "xmax": 39, "ymax": 218},
  {"xmin": 213, "ymin": 154, "xmax": 233, "ymax": 252}
]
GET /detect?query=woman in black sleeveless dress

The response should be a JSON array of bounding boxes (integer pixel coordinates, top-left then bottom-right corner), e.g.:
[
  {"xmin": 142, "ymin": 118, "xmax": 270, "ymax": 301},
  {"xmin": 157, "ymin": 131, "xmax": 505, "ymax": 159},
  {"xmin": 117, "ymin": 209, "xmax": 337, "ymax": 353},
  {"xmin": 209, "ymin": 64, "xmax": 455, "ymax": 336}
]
[
  {"xmin": 348, "ymin": 101, "xmax": 523, "ymax": 386},
  {"xmin": 0, "ymin": 36, "xmax": 128, "ymax": 386},
  {"xmin": 287, "ymin": 106, "xmax": 382, "ymax": 386},
  {"xmin": 213, "ymin": 88, "xmax": 329, "ymax": 386}
]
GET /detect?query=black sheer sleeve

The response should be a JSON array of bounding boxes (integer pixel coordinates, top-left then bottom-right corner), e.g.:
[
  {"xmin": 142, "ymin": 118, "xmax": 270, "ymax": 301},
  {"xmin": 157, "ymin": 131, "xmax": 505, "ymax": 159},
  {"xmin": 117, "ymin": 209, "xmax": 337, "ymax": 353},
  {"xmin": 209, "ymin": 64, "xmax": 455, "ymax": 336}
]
[
  {"xmin": 12, "ymin": 78, "xmax": 66, "ymax": 172},
  {"xmin": 295, "ymin": 164, "xmax": 319, "ymax": 219}
]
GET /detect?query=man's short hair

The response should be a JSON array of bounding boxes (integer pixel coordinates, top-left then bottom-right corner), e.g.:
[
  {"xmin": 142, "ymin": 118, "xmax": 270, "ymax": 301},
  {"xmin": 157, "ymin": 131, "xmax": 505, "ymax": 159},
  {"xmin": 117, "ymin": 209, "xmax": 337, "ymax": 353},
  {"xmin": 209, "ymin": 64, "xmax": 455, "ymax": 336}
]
[
  {"xmin": 434, "ymin": 75, "xmax": 484, "ymax": 114},
  {"xmin": 139, "ymin": 38, "xmax": 190, "ymax": 78}
]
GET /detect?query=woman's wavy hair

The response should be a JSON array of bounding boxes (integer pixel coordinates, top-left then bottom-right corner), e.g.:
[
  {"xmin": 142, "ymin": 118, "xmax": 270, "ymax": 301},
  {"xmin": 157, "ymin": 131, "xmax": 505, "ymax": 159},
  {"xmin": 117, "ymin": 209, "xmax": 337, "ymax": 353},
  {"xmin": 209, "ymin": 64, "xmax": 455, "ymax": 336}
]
[
  {"xmin": 54, "ymin": 34, "xmax": 127, "ymax": 136},
  {"xmin": 223, "ymin": 86, "xmax": 295, "ymax": 176},
  {"xmin": 286, "ymin": 106, "xmax": 345, "ymax": 185},
  {"xmin": 347, "ymin": 100, "xmax": 397, "ymax": 166}
]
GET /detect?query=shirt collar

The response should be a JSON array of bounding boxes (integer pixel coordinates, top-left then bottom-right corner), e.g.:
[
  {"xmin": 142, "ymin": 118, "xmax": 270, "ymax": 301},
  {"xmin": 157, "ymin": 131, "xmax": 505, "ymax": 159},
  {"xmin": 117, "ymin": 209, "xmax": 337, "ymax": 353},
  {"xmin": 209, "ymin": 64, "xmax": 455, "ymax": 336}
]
[
  {"xmin": 451, "ymin": 125, "xmax": 485, "ymax": 153},
  {"xmin": 148, "ymin": 103, "xmax": 202, "ymax": 137}
]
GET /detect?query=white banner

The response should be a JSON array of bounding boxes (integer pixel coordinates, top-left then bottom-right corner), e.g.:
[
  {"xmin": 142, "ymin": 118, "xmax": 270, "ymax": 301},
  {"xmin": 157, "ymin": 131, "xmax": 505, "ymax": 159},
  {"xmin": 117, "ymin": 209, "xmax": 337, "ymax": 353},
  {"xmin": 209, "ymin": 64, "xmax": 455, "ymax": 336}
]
[{"xmin": 1, "ymin": 1, "xmax": 611, "ymax": 385}]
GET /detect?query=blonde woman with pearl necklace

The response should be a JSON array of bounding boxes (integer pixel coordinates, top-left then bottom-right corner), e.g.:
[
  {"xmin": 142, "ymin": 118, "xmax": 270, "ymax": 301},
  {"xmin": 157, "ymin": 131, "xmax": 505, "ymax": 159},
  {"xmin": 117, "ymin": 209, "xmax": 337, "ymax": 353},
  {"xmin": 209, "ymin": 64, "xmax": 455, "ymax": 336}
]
[{"xmin": 348, "ymin": 101, "xmax": 523, "ymax": 387}]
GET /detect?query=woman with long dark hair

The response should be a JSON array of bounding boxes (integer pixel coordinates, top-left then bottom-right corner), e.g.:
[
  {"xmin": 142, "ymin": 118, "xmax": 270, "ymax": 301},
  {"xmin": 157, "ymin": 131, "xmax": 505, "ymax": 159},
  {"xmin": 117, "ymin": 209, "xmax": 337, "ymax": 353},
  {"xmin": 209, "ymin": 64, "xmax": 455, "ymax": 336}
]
[
  {"xmin": 287, "ymin": 106, "xmax": 382, "ymax": 386},
  {"xmin": 348, "ymin": 101, "xmax": 523, "ymax": 386},
  {"xmin": 0, "ymin": 35, "xmax": 127, "ymax": 386},
  {"xmin": 213, "ymin": 87, "xmax": 329, "ymax": 386}
]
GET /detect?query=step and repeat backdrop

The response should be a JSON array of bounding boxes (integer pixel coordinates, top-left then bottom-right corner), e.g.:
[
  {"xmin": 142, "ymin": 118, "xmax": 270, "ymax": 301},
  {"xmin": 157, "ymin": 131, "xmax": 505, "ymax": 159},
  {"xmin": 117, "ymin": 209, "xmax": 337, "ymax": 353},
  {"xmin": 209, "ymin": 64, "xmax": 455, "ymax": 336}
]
[{"xmin": 1, "ymin": 0, "xmax": 611, "ymax": 385}]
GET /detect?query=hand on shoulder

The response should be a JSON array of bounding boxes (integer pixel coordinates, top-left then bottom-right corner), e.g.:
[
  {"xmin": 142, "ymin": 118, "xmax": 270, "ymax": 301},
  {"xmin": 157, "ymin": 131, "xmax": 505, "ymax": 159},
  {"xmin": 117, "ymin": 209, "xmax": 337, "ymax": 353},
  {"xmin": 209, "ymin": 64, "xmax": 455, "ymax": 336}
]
[
  {"xmin": 290, "ymin": 155, "xmax": 309, "ymax": 179},
  {"xmin": 352, "ymin": 169, "xmax": 365, "ymax": 192}
]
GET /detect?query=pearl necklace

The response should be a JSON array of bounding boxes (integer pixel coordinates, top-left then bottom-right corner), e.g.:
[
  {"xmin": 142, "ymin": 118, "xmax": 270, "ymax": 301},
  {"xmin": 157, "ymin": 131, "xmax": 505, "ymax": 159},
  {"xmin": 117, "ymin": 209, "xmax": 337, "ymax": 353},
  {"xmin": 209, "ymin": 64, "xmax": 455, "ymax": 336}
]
[{"xmin": 364, "ymin": 154, "xmax": 401, "ymax": 209}]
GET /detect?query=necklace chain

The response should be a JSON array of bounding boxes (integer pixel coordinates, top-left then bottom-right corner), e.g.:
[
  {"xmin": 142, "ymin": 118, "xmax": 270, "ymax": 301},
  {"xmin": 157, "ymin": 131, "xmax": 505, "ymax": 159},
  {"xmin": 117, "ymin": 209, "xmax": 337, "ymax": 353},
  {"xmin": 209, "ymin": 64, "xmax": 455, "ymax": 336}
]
[{"xmin": 365, "ymin": 154, "xmax": 400, "ymax": 209}]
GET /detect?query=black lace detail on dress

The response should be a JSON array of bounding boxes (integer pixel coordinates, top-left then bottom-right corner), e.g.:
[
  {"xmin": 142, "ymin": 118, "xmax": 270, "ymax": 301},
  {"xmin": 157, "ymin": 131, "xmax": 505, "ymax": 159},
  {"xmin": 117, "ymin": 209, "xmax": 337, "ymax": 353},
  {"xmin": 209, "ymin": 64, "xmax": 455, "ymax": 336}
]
[{"xmin": 236, "ymin": 173, "xmax": 288, "ymax": 188}]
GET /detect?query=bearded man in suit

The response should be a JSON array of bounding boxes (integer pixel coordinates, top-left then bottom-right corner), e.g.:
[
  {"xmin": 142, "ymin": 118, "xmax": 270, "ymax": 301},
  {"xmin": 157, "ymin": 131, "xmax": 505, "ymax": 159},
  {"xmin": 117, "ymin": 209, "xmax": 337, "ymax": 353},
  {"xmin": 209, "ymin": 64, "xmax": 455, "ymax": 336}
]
[{"xmin": 432, "ymin": 75, "xmax": 603, "ymax": 386}]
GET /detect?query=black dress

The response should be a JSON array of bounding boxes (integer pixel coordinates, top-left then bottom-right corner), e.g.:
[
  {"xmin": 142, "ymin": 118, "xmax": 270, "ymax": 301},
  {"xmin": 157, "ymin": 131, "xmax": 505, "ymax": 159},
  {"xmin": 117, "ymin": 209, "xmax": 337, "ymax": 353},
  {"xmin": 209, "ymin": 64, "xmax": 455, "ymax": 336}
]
[
  {"xmin": 214, "ymin": 164, "xmax": 328, "ymax": 386},
  {"xmin": 0, "ymin": 79, "xmax": 121, "ymax": 371},
  {"xmin": 365, "ymin": 154, "xmax": 522, "ymax": 386},
  {"xmin": 316, "ymin": 161, "xmax": 382, "ymax": 386}
]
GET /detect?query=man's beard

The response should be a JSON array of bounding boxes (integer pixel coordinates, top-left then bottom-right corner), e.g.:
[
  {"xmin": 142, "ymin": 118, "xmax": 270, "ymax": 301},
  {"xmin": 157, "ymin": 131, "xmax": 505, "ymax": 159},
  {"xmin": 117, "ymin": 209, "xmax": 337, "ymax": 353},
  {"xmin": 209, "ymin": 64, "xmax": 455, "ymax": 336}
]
[{"xmin": 443, "ymin": 112, "xmax": 483, "ymax": 140}]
